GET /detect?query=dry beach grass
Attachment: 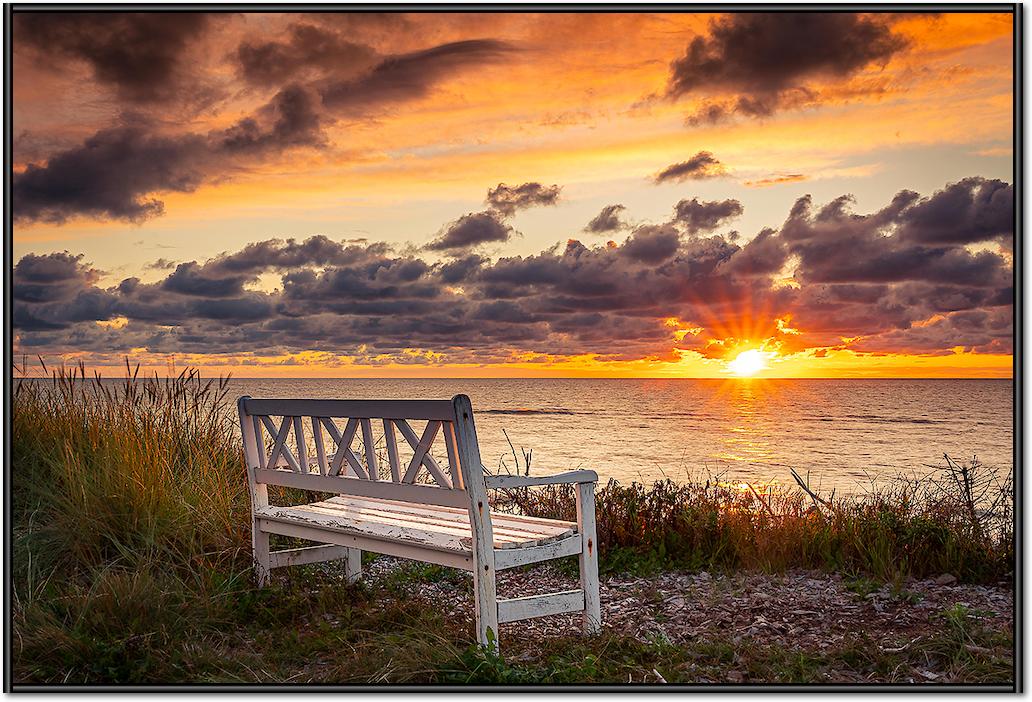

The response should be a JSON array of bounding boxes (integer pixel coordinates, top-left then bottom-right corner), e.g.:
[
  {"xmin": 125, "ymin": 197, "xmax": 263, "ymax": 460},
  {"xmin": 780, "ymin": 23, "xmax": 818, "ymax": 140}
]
[{"xmin": 10, "ymin": 364, "xmax": 1014, "ymax": 685}]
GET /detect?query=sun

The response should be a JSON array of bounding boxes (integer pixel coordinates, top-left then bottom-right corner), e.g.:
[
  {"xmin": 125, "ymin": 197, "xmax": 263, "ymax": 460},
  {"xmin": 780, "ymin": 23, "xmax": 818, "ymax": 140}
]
[{"xmin": 727, "ymin": 349, "xmax": 772, "ymax": 377}]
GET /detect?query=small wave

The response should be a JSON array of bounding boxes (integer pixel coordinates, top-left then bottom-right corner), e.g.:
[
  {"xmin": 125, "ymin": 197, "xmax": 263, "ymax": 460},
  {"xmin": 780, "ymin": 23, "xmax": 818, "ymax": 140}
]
[
  {"xmin": 839, "ymin": 413, "xmax": 943, "ymax": 425},
  {"xmin": 480, "ymin": 408, "xmax": 581, "ymax": 416}
]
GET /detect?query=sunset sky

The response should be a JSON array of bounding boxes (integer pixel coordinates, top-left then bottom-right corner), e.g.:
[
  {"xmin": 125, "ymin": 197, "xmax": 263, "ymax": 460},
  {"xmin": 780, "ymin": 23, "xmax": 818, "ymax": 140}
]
[{"xmin": 11, "ymin": 11, "xmax": 1015, "ymax": 378}]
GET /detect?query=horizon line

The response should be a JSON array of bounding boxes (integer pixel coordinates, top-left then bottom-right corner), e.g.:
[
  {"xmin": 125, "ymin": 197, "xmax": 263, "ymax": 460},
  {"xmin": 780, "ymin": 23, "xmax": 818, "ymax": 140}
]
[{"xmin": 16, "ymin": 375, "xmax": 1014, "ymax": 381}]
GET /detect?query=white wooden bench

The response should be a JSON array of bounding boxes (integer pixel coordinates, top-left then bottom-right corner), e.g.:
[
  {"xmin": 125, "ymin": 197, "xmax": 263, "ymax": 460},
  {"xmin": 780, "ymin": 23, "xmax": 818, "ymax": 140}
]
[{"xmin": 237, "ymin": 393, "xmax": 601, "ymax": 650}]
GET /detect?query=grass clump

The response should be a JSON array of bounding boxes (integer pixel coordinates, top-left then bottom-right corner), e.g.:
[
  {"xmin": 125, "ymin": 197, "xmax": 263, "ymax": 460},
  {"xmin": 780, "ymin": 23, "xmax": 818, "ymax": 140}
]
[
  {"xmin": 440, "ymin": 625, "xmax": 1012, "ymax": 685},
  {"xmin": 497, "ymin": 464, "xmax": 1012, "ymax": 583},
  {"xmin": 13, "ymin": 361, "xmax": 251, "ymax": 580}
]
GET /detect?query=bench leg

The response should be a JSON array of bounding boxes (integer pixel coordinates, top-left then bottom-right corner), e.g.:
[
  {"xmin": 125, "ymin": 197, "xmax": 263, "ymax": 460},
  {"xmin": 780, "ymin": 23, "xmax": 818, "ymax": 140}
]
[
  {"xmin": 576, "ymin": 482, "xmax": 602, "ymax": 635},
  {"xmin": 473, "ymin": 566, "xmax": 499, "ymax": 651},
  {"xmin": 253, "ymin": 524, "xmax": 271, "ymax": 588},
  {"xmin": 344, "ymin": 547, "xmax": 362, "ymax": 582}
]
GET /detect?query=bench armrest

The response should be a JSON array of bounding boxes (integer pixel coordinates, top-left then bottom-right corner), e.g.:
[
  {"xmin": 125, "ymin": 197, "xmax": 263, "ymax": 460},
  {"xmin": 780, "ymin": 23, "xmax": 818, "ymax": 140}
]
[{"xmin": 484, "ymin": 470, "xmax": 598, "ymax": 489}]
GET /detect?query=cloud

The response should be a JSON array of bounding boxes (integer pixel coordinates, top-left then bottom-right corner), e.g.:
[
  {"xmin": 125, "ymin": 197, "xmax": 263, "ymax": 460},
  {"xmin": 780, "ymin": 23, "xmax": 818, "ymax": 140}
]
[
  {"xmin": 485, "ymin": 182, "xmax": 562, "ymax": 216},
  {"xmin": 320, "ymin": 39, "xmax": 515, "ymax": 113},
  {"xmin": 13, "ymin": 252, "xmax": 102, "ymax": 303},
  {"xmin": 666, "ymin": 13, "xmax": 909, "ymax": 119},
  {"xmin": 426, "ymin": 211, "xmax": 515, "ymax": 252},
  {"xmin": 744, "ymin": 173, "xmax": 809, "ymax": 188},
  {"xmin": 653, "ymin": 151, "xmax": 727, "ymax": 183},
  {"xmin": 896, "ymin": 177, "xmax": 1013, "ymax": 245},
  {"xmin": 12, "ymin": 124, "xmax": 208, "ymax": 223},
  {"xmin": 235, "ymin": 22, "xmax": 378, "ymax": 86},
  {"xmin": 161, "ymin": 262, "xmax": 255, "ymax": 298},
  {"xmin": 13, "ymin": 179, "xmax": 1013, "ymax": 364},
  {"xmin": 13, "ymin": 84, "xmax": 328, "ymax": 224},
  {"xmin": 14, "ymin": 13, "xmax": 214, "ymax": 104},
  {"xmin": 782, "ymin": 181, "xmax": 1013, "ymax": 289},
  {"xmin": 584, "ymin": 204, "xmax": 627, "ymax": 233},
  {"xmin": 211, "ymin": 235, "xmax": 391, "ymax": 273},
  {"xmin": 619, "ymin": 225, "xmax": 682, "ymax": 264},
  {"xmin": 218, "ymin": 84, "xmax": 327, "ymax": 154},
  {"xmin": 672, "ymin": 197, "xmax": 743, "ymax": 233},
  {"xmin": 13, "ymin": 32, "xmax": 517, "ymax": 225}
]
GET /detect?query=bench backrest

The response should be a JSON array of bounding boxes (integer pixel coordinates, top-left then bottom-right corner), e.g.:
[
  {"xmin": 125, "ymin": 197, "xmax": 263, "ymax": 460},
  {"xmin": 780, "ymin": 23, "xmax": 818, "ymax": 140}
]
[{"xmin": 237, "ymin": 394, "xmax": 486, "ymax": 510}]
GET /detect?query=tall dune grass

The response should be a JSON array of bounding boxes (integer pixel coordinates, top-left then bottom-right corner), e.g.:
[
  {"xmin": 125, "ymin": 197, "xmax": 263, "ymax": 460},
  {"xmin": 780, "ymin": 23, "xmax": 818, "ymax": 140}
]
[
  {"xmin": 13, "ymin": 362, "xmax": 251, "ymax": 579},
  {"xmin": 499, "ymin": 465, "xmax": 1013, "ymax": 582}
]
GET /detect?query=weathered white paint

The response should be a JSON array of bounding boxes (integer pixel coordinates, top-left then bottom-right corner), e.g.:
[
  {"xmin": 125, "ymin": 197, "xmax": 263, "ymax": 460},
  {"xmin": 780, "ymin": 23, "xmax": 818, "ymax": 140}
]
[
  {"xmin": 395, "ymin": 419, "xmax": 451, "ymax": 488},
  {"xmin": 292, "ymin": 416, "xmax": 308, "ymax": 474},
  {"xmin": 323, "ymin": 417, "xmax": 365, "ymax": 478},
  {"xmin": 258, "ymin": 518, "xmax": 474, "ymax": 570},
  {"xmin": 259, "ymin": 504, "xmax": 469, "ymax": 552},
  {"xmin": 268, "ymin": 543, "xmax": 354, "ymax": 569},
  {"xmin": 485, "ymin": 470, "xmax": 598, "ymax": 489},
  {"xmin": 239, "ymin": 396, "xmax": 271, "ymax": 587},
  {"xmin": 311, "ymin": 416, "xmax": 328, "ymax": 476},
  {"xmin": 360, "ymin": 418, "xmax": 380, "ymax": 481},
  {"xmin": 283, "ymin": 496, "xmax": 574, "ymax": 547},
  {"xmin": 497, "ymin": 590, "xmax": 586, "ymax": 624},
  {"xmin": 344, "ymin": 546, "xmax": 362, "ymax": 582},
  {"xmin": 253, "ymin": 469, "xmax": 470, "ymax": 508},
  {"xmin": 383, "ymin": 419, "xmax": 402, "ymax": 483},
  {"xmin": 576, "ymin": 481, "xmax": 602, "ymax": 634},
  {"xmin": 443, "ymin": 421, "xmax": 464, "ymax": 490},
  {"xmin": 453, "ymin": 394, "xmax": 499, "ymax": 650},
  {"xmin": 244, "ymin": 398, "xmax": 456, "ymax": 421},
  {"xmin": 260, "ymin": 415, "xmax": 301, "ymax": 473},
  {"xmin": 401, "ymin": 420, "xmax": 443, "ymax": 484},
  {"xmin": 493, "ymin": 533, "xmax": 584, "ymax": 570}
]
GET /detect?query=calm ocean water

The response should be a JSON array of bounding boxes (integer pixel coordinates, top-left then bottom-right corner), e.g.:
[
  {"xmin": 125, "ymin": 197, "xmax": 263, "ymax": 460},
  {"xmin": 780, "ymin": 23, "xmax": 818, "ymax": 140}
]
[{"xmin": 228, "ymin": 378, "xmax": 1013, "ymax": 493}]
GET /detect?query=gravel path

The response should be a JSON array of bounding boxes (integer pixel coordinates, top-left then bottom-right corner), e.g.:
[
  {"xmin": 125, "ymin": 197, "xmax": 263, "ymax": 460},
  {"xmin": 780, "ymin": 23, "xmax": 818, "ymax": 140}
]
[{"xmin": 362, "ymin": 557, "xmax": 1013, "ymax": 682}]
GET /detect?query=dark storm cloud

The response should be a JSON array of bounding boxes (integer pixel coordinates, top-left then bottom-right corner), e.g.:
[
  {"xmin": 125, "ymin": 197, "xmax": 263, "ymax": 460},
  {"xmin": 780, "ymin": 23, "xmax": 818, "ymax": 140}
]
[
  {"xmin": 620, "ymin": 225, "xmax": 681, "ymax": 264},
  {"xmin": 584, "ymin": 204, "xmax": 627, "ymax": 233},
  {"xmin": 654, "ymin": 152, "xmax": 727, "ymax": 183},
  {"xmin": 13, "ymin": 179, "xmax": 1013, "ymax": 363},
  {"xmin": 161, "ymin": 262, "xmax": 254, "ymax": 298},
  {"xmin": 14, "ymin": 86, "xmax": 328, "ymax": 224},
  {"xmin": 721, "ymin": 228, "xmax": 788, "ymax": 277},
  {"xmin": 896, "ymin": 177, "xmax": 1013, "ymax": 245},
  {"xmin": 485, "ymin": 182, "xmax": 562, "ymax": 216},
  {"xmin": 217, "ymin": 85, "xmax": 327, "ymax": 154},
  {"xmin": 211, "ymin": 235, "xmax": 390, "ymax": 274},
  {"xmin": 782, "ymin": 181, "xmax": 1013, "ymax": 289},
  {"xmin": 426, "ymin": 211, "xmax": 514, "ymax": 251},
  {"xmin": 235, "ymin": 22, "xmax": 378, "ymax": 86},
  {"xmin": 440, "ymin": 254, "xmax": 487, "ymax": 283},
  {"xmin": 15, "ymin": 31, "xmax": 516, "ymax": 225},
  {"xmin": 15, "ymin": 13, "xmax": 213, "ymax": 103},
  {"xmin": 12, "ymin": 125, "xmax": 208, "ymax": 223},
  {"xmin": 320, "ymin": 39, "xmax": 515, "ymax": 112},
  {"xmin": 672, "ymin": 197, "xmax": 743, "ymax": 233},
  {"xmin": 666, "ymin": 13, "xmax": 908, "ymax": 119},
  {"xmin": 13, "ymin": 252, "xmax": 102, "ymax": 303}
]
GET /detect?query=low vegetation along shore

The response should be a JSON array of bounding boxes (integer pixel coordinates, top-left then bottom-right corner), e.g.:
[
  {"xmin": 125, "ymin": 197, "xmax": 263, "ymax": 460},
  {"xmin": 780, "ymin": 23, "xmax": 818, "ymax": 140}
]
[{"xmin": 12, "ymin": 366, "xmax": 1014, "ymax": 685}]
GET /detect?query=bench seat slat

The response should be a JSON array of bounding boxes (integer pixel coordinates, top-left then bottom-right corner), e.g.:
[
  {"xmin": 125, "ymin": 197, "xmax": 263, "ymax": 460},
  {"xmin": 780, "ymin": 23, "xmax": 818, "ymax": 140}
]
[
  {"xmin": 256, "ymin": 495, "xmax": 577, "ymax": 552},
  {"xmin": 323, "ymin": 495, "xmax": 576, "ymax": 538},
  {"xmin": 315, "ymin": 498, "xmax": 571, "ymax": 544},
  {"xmin": 334, "ymin": 493, "xmax": 578, "ymax": 531}
]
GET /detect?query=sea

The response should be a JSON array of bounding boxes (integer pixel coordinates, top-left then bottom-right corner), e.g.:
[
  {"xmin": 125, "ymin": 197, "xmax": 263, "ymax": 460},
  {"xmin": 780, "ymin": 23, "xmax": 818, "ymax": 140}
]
[{"xmin": 228, "ymin": 378, "xmax": 1014, "ymax": 495}]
